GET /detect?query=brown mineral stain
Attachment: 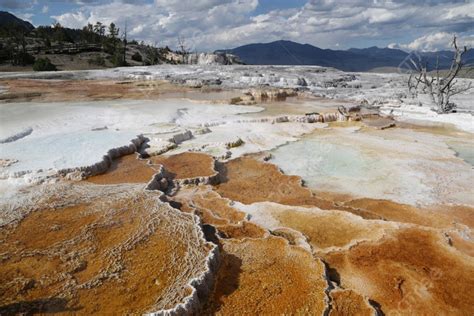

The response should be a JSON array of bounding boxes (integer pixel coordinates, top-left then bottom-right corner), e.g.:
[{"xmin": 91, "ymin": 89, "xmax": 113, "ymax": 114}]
[
  {"xmin": 75, "ymin": 224, "xmax": 200, "ymax": 314},
  {"xmin": 206, "ymin": 237, "xmax": 328, "ymax": 315},
  {"xmin": 216, "ymin": 157, "xmax": 334, "ymax": 209},
  {"xmin": 217, "ymin": 157, "xmax": 474, "ymax": 232},
  {"xmin": 87, "ymin": 154, "xmax": 157, "ymax": 184},
  {"xmin": 217, "ymin": 221, "xmax": 267, "ymax": 239},
  {"xmin": 329, "ymin": 289, "xmax": 374, "ymax": 316},
  {"xmin": 172, "ymin": 186, "xmax": 263, "ymax": 239},
  {"xmin": 0, "ymin": 203, "xmax": 96, "ymax": 251},
  {"xmin": 151, "ymin": 152, "xmax": 216, "ymax": 180},
  {"xmin": 273, "ymin": 208, "xmax": 388, "ymax": 250},
  {"xmin": 3, "ymin": 133, "xmax": 473, "ymax": 316},
  {"xmin": 0, "ymin": 79, "xmax": 193, "ymax": 103},
  {"xmin": 323, "ymin": 227, "xmax": 474, "ymax": 315},
  {"xmin": 171, "ymin": 183, "xmax": 331, "ymax": 315},
  {"xmin": 397, "ymin": 121, "xmax": 470, "ymax": 137},
  {"xmin": 196, "ymin": 207, "xmax": 233, "ymax": 226},
  {"xmin": 344, "ymin": 198, "xmax": 474, "ymax": 229},
  {"xmin": 209, "ymin": 156, "xmax": 474, "ymax": 315},
  {"xmin": 191, "ymin": 189, "xmax": 247, "ymax": 224},
  {"xmin": 0, "ymin": 187, "xmax": 211, "ymax": 315}
]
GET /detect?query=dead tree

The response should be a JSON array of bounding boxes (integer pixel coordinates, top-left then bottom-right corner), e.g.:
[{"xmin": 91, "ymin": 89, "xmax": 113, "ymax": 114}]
[
  {"xmin": 407, "ymin": 72, "xmax": 421, "ymax": 98},
  {"xmin": 177, "ymin": 36, "xmax": 190, "ymax": 64},
  {"xmin": 408, "ymin": 36, "xmax": 472, "ymax": 114},
  {"xmin": 122, "ymin": 21, "xmax": 128, "ymax": 66}
]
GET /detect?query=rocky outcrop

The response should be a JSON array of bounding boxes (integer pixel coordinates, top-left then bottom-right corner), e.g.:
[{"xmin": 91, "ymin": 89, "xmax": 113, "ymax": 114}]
[
  {"xmin": 145, "ymin": 165, "xmax": 169, "ymax": 192},
  {"xmin": 323, "ymin": 75, "xmax": 357, "ymax": 88},
  {"xmin": 174, "ymin": 172, "xmax": 220, "ymax": 187},
  {"xmin": 231, "ymin": 88, "xmax": 299, "ymax": 105},
  {"xmin": 184, "ymin": 52, "xmax": 243, "ymax": 65},
  {"xmin": 225, "ymin": 138, "xmax": 244, "ymax": 149},
  {"xmin": 246, "ymin": 88, "xmax": 298, "ymax": 101},
  {"xmin": 163, "ymin": 51, "xmax": 242, "ymax": 66},
  {"xmin": 150, "ymin": 153, "xmax": 221, "ymax": 193},
  {"xmin": 171, "ymin": 130, "xmax": 193, "ymax": 144},
  {"xmin": 206, "ymin": 109, "xmax": 358, "ymax": 129},
  {"xmin": 143, "ymin": 142, "xmax": 177, "ymax": 157},
  {"xmin": 0, "ymin": 159, "xmax": 18, "ymax": 168},
  {"xmin": 143, "ymin": 131, "xmax": 193, "ymax": 157}
]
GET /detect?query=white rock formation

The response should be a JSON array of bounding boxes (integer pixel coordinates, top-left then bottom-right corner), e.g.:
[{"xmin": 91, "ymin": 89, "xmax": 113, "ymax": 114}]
[{"xmin": 184, "ymin": 52, "xmax": 243, "ymax": 65}]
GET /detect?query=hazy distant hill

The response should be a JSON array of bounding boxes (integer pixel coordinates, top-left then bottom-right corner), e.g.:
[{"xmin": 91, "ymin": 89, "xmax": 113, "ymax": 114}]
[
  {"xmin": 216, "ymin": 40, "xmax": 474, "ymax": 72},
  {"xmin": 0, "ymin": 11, "xmax": 34, "ymax": 32}
]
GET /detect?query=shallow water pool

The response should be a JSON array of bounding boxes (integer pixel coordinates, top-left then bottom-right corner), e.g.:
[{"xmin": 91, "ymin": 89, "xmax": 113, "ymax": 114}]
[{"xmin": 270, "ymin": 128, "xmax": 474, "ymax": 206}]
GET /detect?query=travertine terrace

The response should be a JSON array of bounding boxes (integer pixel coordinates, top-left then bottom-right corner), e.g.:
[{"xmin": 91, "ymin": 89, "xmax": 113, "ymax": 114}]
[
  {"xmin": 1, "ymin": 65, "xmax": 473, "ymax": 314},
  {"xmin": 0, "ymin": 184, "xmax": 215, "ymax": 314}
]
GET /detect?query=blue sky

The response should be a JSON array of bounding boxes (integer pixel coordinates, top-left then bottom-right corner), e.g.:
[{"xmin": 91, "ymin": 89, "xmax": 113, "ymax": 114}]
[
  {"xmin": 254, "ymin": 0, "xmax": 307, "ymax": 15},
  {"xmin": 1, "ymin": 0, "xmax": 473, "ymax": 51}
]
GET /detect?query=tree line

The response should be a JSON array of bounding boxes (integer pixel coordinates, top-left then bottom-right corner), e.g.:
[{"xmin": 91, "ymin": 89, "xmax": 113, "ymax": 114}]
[{"xmin": 0, "ymin": 20, "xmax": 171, "ymax": 69}]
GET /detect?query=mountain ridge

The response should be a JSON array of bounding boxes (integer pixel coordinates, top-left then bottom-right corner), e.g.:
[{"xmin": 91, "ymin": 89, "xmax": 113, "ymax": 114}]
[
  {"xmin": 0, "ymin": 11, "xmax": 34, "ymax": 32},
  {"xmin": 216, "ymin": 40, "xmax": 474, "ymax": 72}
]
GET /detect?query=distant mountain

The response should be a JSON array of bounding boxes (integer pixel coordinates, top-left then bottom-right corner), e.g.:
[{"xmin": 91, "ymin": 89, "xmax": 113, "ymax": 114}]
[
  {"xmin": 0, "ymin": 11, "xmax": 34, "ymax": 32},
  {"xmin": 216, "ymin": 40, "xmax": 474, "ymax": 72},
  {"xmin": 420, "ymin": 49, "xmax": 474, "ymax": 69},
  {"xmin": 348, "ymin": 46, "xmax": 408, "ymax": 61}
]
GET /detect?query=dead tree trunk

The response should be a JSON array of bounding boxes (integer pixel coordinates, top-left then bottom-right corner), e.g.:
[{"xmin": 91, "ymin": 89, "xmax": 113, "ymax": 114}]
[
  {"xmin": 177, "ymin": 36, "xmax": 190, "ymax": 64},
  {"xmin": 407, "ymin": 36, "xmax": 471, "ymax": 114}
]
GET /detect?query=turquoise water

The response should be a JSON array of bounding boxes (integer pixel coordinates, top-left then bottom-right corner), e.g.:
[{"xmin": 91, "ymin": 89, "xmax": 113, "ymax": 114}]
[
  {"xmin": 269, "ymin": 132, "xmax": 436, "ymax": 205},
  {"xmin": 449, "ymin": 141, "xmax": 474, "ymax": 167},
  {"xmin": 270, "ymin": 136, "xmax": 386, "ymax": 192}
]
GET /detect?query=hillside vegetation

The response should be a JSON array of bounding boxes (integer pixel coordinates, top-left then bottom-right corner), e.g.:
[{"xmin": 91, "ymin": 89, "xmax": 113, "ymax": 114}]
[{"xmin": 0, "ymin": 11, "xmax": 180, "ymax": 71}]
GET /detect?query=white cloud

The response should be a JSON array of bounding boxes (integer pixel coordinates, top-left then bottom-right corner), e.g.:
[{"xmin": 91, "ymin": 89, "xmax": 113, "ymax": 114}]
[
  {"xmin": 48, "ymin": 0, "xmax": 474, "ymax": 51},
  {"xmin": 16, "ymin": 13, "xmax": 34, "ymax": 23},
  {"xmin": 41, "ymin": 5, "xmax": 48, "ymax": 14},
  {"xmin": 364, "ymin": 8, "xmax": 397, "ymax": 24},
  {"xmin": 391, "ymin": 32, "xmax": 474, "ymax": 52},
  {"xmin": 52, "ymin": 10, "xmax": 89, "ymax": 28},
  {"xmin": 154, "ymin": 0, "xmax": 234, "ymax": 12}
]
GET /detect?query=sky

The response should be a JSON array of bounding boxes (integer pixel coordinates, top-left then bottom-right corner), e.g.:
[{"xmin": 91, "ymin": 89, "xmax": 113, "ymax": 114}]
[{"xmin": 1, "ymin": 0, "xmax": 473, "ymax": 52}]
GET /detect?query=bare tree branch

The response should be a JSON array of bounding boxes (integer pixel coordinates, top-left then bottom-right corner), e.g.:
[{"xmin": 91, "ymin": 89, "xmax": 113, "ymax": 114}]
[
  {"xmin": 177, "ymin": 36, "xmax": 190, "ymax": 64},
  {"xmin": 406, "ymin": 35, "xmax": 472, "ymax": 114}
]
